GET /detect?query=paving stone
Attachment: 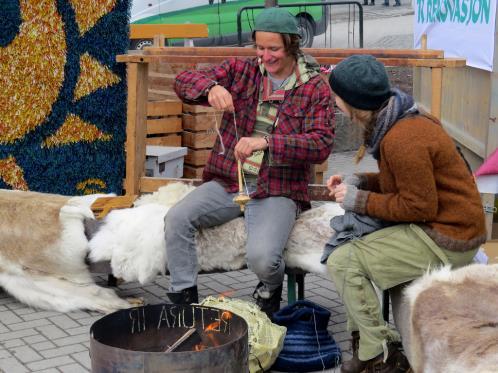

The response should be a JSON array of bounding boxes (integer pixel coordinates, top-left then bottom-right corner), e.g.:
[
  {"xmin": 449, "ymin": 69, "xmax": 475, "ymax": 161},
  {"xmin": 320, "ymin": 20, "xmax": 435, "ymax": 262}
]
[
  {"xmin": 22, "ymin": 312, "xmax": 62, "ymax": 322},
  {"xmin": 13, "ymin": 308, "xmax": 35, "ymax": 316},
  {"xmin": 72, "ymin": 316, "xmax": 100, "ymax": 327},
  {"xmin": 0, "ymin": 306, "xmax": 7, "ymax": 312},
  {"xmin": 6, "ymin": 303, "xmax": 27, "ymax": 311},
  {"xmin": 117, "ymin": 281, "xmax": 145, "ymax": 290},
  {"xmin": 0, "ymin": 330, "xmax": 37, "ymax": 343},
  {"xmin": 11, "ymin": 345, "xmax": 43, "ymax": 363},
  {"xmin": 0, "ymin": 357, "xmax": 29, "ymax": 373},
  {"xmin": 64, "ymin": 311, "xmax": 92, "ymax": 320},
  {"xmin": 201, "ymin": 281, "xmax": 235, "ymax": 295},
  {"xmin": 53, "ymin": 334, "xmax": 89, "ymax": 348},
  {"xmin": 32, "ymin": 369, "xmax": 60, "ymax": 373},
  {"xmin": 0, "ymin": 348, "xmax": 11, "ymax": 359},
  {"xmin": 8, "ymin": 319, "xmax": 51, "ymax": 331},
  {"xmin": 0, "ymin": 311, "xmax": 23, "ymax": 324},
  {"xmin": 59, "ymin": 363, "xmax": 90, "ymax": 373},
  {"xmin": 224, "ymin": 271, "xmax": 248, "ymax": 278},
  {"xmin": 71, "ymin": 351, "xmax": 91, "ymax": 369},
  {"xmin": 207, "ymin": 273, "xmax": 242, "ymax": 286},
  {"xmin": 26, "ymin": 356, "xmax": 75, "ymax": 371},
  {"xmin": 36, "ymin": 325, "xmax": 68, "ymax": 340},
  {"xmin": 23, "ymin": 335, "xmax": 47, "ymax": 344},
  {"xmin": 31, "ymin": 341, "xmax": 57, "ymax": 352},
  {"xmin": 142, "ymin": 285, "xmax": 168, "ymax": 297},
  {"xmin": 40, "ymin": 344, "xmax": 87, "ymax": 359},
  {"xmin": 48, "ymin": 315, "xmax": 80, "ymax": 330},
  {"xmin": 0, "ymin": 324, "xmax": 8, "ymax": 334},
  {"xmin": 2, "ymin": 339, "xmax": 25, "ymax": 349},
  {"xmin": 65, "ymin": 326, "xmax": 90, "ymax": 336}
]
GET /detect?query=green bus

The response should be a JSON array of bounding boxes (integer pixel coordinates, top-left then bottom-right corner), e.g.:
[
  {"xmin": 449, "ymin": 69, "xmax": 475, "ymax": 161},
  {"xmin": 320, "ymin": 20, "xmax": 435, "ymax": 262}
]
[{"xmin": 131, "ymin": 0, "xmax": 328, "ymax": 49}]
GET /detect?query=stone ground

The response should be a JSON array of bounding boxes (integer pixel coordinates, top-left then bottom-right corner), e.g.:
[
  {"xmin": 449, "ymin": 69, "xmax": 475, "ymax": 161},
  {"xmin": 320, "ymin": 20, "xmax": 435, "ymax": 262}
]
[{"xmin": 0, "ymin": 5, "xmax": 414, "ymax": 372}]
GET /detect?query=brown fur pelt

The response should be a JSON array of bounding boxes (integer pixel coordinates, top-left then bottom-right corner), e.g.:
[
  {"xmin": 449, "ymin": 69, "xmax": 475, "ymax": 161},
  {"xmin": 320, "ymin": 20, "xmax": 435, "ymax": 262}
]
[
  {"xmin": 405, "ymin": 264, "xmax": 498, "ymax": 373},
  {"xmin": 0, "ymin": 189, "xmax": 131, "ymax": 313}
]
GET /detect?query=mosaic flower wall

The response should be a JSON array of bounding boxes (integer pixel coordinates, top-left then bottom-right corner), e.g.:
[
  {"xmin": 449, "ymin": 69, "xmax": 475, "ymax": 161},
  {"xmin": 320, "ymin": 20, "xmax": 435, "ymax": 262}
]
[{"xmin": 0, "ymin": 0, "xmax": 130, "ymax": 195}]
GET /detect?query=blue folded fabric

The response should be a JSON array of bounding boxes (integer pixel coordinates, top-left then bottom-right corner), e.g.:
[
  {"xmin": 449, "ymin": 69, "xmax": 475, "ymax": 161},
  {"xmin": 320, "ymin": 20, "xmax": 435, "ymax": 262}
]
[{"xmin": 271, "ymin": 300, "xmax": 341, "ymax": 372}]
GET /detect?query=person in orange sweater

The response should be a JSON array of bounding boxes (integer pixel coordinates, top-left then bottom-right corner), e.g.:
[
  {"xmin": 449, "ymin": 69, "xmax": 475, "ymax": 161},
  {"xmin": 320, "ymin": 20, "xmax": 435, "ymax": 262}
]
[{"xmin": 325, "ymin": 55, "xmax": 487, "ymax": 373}]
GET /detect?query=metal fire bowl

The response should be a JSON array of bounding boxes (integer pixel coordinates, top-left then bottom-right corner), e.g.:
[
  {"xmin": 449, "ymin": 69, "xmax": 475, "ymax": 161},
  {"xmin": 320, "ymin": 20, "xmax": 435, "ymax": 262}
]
[{"xmin": 90, "ymin": 303, "xmax": 249, "ymax": 373}]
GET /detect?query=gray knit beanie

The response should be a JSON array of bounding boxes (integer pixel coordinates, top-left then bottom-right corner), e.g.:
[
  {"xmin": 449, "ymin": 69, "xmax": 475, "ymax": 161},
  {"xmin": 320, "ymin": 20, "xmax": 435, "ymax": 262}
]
[{"xmin": 329, "ymin": 55, "xmax": 391, "ymax": 110}]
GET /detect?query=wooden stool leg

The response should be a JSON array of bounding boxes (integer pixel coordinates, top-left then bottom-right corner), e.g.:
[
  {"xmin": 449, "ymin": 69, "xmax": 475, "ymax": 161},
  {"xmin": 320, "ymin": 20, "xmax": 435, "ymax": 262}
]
[{"xmin": 287, "ymin": 273, "xmax": 297, "ymax": 304}]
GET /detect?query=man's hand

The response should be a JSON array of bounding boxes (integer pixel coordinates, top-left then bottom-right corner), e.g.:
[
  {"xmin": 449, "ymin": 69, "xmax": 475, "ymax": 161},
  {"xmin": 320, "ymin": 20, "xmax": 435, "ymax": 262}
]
[
  {"xmin": 326, "ymin": 174, "xmax": 342, "ymax": 197},
  {"xmin": 207, "ymin": 85, "xmax": 234, "ymax": 112},
  {"xmin": 234, "ymin": 137, "xmax": 268, "ymax": 161}
]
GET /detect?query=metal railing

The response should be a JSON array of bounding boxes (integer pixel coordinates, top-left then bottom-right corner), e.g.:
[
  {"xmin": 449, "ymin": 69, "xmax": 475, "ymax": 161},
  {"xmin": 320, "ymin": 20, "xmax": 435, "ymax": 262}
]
[{"xmin": 237, "ymin": 1, "xmax": 364, "ymax": 47}]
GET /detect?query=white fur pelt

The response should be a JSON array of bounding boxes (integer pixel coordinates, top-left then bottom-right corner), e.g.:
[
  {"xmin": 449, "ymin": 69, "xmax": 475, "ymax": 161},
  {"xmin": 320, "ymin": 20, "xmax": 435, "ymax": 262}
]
[
  {"xmin": 89, "ymin": 183, "xmax": 343, "ymax": 283},
  {"xmin": 0, "ymin": 189, "xmax": 131, "ymax": 313},
  {"xmin": 404, "ymin": 264, "xmax": 498, "ymax": 373}
]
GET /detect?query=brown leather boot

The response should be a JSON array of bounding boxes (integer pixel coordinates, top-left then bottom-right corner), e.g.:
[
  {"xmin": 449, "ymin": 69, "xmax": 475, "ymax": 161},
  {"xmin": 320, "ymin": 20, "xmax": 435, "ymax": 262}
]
[
  {"xmin": 351, "ymin": 331, "xmax": 360, "ymax": 356},
  {"xmin": 341, "ymin": 354, "xmax": 368, "ymax": 373},
  {"xmin": 340, "ymin": 331, "xmax": 364, "ymax": 373},
  {"xmin": 364, "ymin": 344, "xmax": 411, "ymax": 373},
  {"xmin": 341, "ymin": 343, "xmax": 410, "ymax": 373}
]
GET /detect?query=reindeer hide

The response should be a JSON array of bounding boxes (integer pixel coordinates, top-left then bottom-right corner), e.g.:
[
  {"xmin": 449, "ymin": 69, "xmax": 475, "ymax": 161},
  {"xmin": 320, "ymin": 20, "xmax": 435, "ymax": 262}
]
[{"xmin": 405, "ymin": 264, "xmax": 498, "ymax": 373}]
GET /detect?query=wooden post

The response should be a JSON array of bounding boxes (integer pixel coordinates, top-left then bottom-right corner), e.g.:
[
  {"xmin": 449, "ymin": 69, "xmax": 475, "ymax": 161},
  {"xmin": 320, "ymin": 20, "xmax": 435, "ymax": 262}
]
[
  {"xmin": 431, "ymin": 67, "xmax": 442, "ymax": 120},
  {"xmin": 421, "ymin": 34, "xmax": 427, "ymax": 50},
  {"xmin": 482, "ymin": 193, "xmax": 495, "ymax": 240},
  {"xmin": 125, "ymin": 62, "xmax": 148, "ymax": 196},
  {"xmin": 153, "ymin": 34, "xmax": 165, "ymax": 47},
  {"xmin": 420, "ymin": 33, "xmax": 442, "ymax": 120}
]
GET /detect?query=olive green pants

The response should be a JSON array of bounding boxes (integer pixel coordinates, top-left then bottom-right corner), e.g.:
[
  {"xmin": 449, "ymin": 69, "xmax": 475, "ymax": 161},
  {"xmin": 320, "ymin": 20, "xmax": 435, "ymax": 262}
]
[{"xmin": 327, "ymin": 224, "xmax": 477, "ymax": 361}]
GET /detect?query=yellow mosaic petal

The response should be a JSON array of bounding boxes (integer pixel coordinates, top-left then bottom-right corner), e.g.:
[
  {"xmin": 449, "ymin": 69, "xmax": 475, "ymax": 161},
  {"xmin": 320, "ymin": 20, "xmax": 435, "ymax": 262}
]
[
  {"xmin": 42, "ymin": 113, "xmax": 112, "ymax": 148},
  {"xmin": 76, "ymin": 178, "xmax": 107, "ymax": 194},
  {"xmin": 0, "ymin": 156, "xmax": 29, "ymax": 191},
  {"xmin": 74, "ymin": 52, "xmax": 121, "ymax": 101},
  {"xmin": 0, "ymin": 0, "xmax": 66, "ymax": 144},
  {"xmin": 69, "ymin": 0, "xmax": 116, "ymax": 35}
]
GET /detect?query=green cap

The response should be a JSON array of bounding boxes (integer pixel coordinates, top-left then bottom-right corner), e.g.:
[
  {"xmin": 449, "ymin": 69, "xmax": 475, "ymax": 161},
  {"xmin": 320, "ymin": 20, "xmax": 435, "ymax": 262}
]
[{"xmin": 254, "ymin": 7, "xmax": 300, "ymax": 36}]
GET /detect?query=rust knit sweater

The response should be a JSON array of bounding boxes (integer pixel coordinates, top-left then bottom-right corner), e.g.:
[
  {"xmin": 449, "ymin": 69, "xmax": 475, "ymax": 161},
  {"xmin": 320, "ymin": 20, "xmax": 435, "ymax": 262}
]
[{"xmin": 354, "ymin": 114, "xmax": 486, "ymax": 252}]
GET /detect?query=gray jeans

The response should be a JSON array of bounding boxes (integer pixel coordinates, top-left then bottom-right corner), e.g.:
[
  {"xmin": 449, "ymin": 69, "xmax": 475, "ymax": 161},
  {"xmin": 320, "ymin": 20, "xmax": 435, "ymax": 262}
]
[{"xmin": 164, "ymin": 180, "xmax": 297, "ymax": 292}]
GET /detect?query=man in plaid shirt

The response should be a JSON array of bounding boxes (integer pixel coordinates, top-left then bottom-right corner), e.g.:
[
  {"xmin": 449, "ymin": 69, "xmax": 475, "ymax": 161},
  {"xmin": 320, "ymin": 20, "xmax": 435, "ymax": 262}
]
[{"xmin": 165, "ymin": 7, "xmax": 334, "ymax": 317}]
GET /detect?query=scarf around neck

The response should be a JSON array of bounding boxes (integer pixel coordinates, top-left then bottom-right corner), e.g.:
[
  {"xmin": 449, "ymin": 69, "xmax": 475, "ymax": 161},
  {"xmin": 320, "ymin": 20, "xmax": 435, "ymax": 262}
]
[{"xmin": 367, "ymin": 88, "xmax": 418, "ymax": 160}]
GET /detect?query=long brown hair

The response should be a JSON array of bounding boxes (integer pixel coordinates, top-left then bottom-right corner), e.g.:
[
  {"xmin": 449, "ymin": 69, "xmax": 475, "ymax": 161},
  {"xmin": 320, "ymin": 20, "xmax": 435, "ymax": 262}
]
[{"xmin": 338, "ymin": 99, "xmax": 380, "ymax": 163}]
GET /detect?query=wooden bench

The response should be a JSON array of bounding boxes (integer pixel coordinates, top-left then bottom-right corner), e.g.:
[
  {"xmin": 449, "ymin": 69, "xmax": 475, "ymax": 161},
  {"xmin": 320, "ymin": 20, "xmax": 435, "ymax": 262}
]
[{"xmin": 88, "ymin": 180, "xmax": 332, "ymax": 305}]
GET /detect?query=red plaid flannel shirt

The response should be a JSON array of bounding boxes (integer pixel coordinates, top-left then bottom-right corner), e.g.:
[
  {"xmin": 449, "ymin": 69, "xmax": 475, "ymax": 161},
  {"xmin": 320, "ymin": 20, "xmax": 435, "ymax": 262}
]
[{"xmin": 175, "ymin": 57, "xmax": 334, "ymax": 205}]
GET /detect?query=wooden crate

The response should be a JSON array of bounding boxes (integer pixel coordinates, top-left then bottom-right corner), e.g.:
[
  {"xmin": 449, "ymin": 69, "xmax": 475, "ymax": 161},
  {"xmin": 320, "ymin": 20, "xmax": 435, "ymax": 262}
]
[
  {"xmin": 181, "ymin": 104, "xmax": 221, "ymax": 169},
  {"xmin": 183, "ymin": 112, "xmax": 222, "ymax": 131},
  {"xmin": 146, "ymin": 99, "xmax": 183, "ymax": 147},
  {"xmin": 183, "ymin": 165, "xmax": 204, "ymax": 179},
  {"xmin": 146, "ymin": 134, "xmax": 182, "ymax": 146},
  {"xmin": 182, "ymin": 130, "xmax": 216, "ymax": 149},
  {"xmin": 313, "ymin": 160, "xmax": 328, "ymax": 185},
  {"xmin": 148, "ymin": 62, "xmax": 196, "ymax": 100},
  {"xmin": 185, "ymin": 148, "xmax": 211, "ymax": 166}
]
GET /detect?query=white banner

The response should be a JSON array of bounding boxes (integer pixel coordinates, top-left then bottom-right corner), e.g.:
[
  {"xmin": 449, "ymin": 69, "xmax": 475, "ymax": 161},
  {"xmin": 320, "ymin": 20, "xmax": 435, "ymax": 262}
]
[{"xmin": 413, "ymin": 0, "xmax": 497, "ymax": 71}]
